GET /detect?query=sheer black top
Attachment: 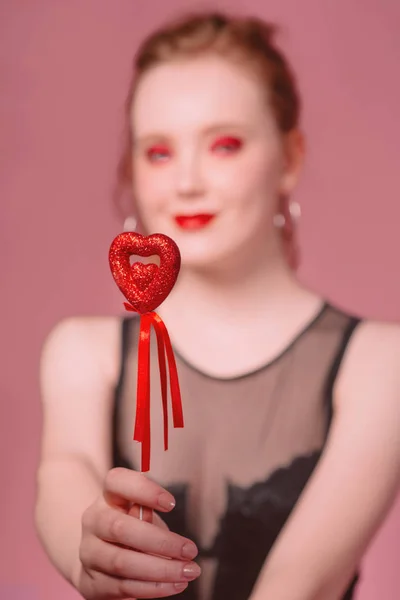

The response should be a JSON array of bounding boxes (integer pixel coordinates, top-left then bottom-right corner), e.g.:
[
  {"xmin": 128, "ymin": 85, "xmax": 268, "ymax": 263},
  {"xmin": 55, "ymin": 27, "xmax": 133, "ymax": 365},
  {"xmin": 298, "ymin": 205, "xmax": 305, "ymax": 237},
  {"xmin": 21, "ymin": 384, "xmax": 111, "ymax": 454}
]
[{"xmin": 112, "ymin": 303, "xmax": 361, "ymax": 599}]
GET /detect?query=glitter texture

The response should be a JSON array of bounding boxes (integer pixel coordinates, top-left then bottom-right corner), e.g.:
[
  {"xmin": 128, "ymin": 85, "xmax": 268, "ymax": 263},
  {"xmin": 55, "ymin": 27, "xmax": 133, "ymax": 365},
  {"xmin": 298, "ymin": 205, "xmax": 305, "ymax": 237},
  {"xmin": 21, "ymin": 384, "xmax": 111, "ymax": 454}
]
[{"xmin": 109, "ymin": 232, "xmax": 181, "ymax": 313}]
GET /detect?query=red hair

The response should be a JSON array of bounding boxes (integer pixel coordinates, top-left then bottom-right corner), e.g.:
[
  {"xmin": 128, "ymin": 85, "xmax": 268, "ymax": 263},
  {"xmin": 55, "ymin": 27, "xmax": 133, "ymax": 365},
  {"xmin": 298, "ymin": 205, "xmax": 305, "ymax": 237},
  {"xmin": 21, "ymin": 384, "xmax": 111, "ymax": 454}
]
[{"xmin": 114, "ymin": 11, "xmax": 302, "ymax": 267}]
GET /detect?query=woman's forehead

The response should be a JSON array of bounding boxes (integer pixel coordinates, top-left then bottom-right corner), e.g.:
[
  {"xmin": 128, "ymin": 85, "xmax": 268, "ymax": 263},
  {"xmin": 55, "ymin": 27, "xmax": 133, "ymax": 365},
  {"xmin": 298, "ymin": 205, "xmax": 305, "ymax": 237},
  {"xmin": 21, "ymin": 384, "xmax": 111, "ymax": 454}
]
[{"xmin": 131, "ymin": 55, "xmax": 271, "ymax": 137}]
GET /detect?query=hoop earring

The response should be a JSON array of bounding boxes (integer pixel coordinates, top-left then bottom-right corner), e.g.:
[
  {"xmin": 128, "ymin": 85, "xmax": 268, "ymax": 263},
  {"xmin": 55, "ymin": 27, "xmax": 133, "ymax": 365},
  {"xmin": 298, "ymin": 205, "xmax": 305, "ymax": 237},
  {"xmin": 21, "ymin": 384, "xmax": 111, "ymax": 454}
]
[
  {"xmin": 289, "ymin": 201, "xmax": 301, "ymax": 220},
  {"xmin": 273, "ymin": 201, "xmax": 301, "ymax": 228},
  {"xmin": 123, "ymin": 215, "xmax": 137, "ymax": 231}
]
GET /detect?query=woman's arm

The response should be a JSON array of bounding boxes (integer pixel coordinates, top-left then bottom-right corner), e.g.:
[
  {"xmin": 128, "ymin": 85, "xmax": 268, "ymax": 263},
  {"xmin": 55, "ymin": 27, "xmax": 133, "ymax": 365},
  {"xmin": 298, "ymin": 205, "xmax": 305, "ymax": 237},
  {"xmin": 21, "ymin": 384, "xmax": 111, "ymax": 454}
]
[
  {"xmin": 36, "ymin": 317, "xmax": 202, "ymax": 599},
  {"xmin": 34, "ymin": 316, "xmax": 120, "ymax": 585},
  {"xmin": 251, "ymin": 320, "xmax": 400, "ymax": 600}
]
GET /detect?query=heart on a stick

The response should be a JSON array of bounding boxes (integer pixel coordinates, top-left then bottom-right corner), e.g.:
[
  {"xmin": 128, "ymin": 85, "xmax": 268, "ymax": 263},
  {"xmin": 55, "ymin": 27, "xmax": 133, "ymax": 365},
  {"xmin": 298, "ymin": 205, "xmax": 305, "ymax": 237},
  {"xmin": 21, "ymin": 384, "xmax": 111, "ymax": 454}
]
[
  {"xmin": 131, "ymin": 262, "xmax": 158, "ymax": 291},
  {"xmin": 109, "ymin": 232, "xmax": 181, "ymax": 313}
]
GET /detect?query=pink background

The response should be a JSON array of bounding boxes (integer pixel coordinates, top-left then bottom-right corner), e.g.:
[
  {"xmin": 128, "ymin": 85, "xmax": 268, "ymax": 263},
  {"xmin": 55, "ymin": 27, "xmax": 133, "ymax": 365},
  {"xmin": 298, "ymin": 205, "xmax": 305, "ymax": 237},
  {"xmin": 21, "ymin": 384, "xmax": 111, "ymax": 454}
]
[{"xmin": 1, "ymin": 1, "xmax": 400, "ymax": 598}]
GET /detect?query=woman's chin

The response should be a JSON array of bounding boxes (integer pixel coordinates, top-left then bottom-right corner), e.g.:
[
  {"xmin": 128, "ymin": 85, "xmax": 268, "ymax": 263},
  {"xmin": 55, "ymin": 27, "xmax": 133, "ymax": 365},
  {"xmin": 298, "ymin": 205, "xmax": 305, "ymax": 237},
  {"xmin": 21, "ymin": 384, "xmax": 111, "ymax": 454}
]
[
  {"xmin": 164, "ymin": 232, "xmax": 217, "ymax": 266},
  {"xmin": 142, "ymin": 222, "xmax": 235, "ymax": 269},
  {"xmin": 178, "ymin": 243, "xmax": 238, "ymax": 271},
  {"xmin": 179, "ymin": 249, "xmax": 218, "ymax": 270}
]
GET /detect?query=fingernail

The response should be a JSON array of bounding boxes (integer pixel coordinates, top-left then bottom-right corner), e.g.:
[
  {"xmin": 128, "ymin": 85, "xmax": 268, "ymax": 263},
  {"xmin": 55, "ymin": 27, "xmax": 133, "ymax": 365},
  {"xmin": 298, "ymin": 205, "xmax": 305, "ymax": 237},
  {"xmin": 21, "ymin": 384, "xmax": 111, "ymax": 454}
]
[
  {"xmin": 174, "ymin": 582, "xmax": 188, "ymax": 591},
  {"xmin": 158, "ymin": 492, "xmax": 176, "ymax": 510},
  {"xmin": 181, "ymin": 542, "xmax": 198, "ymax": 560},
  {"xmin": 183, "ymin": 563, "xmax": 201, "ymax": 580}
]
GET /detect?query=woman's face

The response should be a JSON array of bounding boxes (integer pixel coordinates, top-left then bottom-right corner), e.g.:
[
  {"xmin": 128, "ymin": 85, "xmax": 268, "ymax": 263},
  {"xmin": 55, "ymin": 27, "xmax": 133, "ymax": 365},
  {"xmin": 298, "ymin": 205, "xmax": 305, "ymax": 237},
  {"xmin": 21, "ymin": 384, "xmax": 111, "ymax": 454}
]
[{"xmin": 131, "ymin": 54, "xmax": 301, "ymax": 268}]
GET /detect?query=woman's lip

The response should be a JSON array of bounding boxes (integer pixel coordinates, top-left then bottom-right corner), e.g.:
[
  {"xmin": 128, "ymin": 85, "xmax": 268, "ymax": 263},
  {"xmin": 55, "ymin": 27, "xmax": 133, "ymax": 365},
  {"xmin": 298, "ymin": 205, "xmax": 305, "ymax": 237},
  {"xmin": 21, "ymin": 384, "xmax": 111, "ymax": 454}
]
[{"xmin": 174, "ymin": 214, "xmax": 215, "ymax": 230}]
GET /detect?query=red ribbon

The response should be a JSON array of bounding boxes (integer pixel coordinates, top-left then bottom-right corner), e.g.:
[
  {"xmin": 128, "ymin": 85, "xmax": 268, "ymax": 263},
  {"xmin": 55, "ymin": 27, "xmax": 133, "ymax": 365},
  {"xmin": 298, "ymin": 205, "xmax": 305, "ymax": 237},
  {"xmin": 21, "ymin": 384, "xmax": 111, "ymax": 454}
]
[{"xmin": 124, "ymin": 303, "xmax": 184, "ymax": 472}]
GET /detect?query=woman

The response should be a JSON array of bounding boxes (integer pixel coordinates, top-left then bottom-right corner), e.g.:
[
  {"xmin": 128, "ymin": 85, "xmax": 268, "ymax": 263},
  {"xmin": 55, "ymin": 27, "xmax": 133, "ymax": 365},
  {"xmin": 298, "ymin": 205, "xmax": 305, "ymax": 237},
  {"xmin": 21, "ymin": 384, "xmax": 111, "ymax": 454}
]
[{"xmin": 35, "ymin": 11, "xmax": 400, "ymax": 600}]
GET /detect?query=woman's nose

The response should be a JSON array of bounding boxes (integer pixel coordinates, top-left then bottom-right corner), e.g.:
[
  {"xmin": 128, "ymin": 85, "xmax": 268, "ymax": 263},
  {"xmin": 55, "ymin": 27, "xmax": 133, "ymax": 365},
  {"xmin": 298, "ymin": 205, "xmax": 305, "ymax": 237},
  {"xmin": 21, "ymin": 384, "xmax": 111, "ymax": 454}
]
[{"xmin": 175, "ymin": 154, "xmax": 205, "ymax": 198}]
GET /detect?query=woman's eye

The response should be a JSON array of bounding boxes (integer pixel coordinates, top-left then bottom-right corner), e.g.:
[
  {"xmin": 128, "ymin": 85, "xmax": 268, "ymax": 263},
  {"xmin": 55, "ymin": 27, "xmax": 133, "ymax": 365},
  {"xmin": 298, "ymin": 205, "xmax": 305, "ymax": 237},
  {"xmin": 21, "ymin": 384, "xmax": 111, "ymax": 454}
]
[
  {"xmin": 146, "ymin": 145, "xmax": 171, "ymax": 162},
  {"xmin": 211, "ymin": 136, "xmax": 243, "ymax": 154}
]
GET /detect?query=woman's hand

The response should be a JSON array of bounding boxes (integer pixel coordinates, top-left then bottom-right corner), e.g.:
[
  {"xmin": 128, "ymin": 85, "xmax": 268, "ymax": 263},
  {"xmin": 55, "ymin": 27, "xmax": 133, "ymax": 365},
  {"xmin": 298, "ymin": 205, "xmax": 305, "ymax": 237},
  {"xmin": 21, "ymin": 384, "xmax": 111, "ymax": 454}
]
[{"xmin": 74, "ymin": 467, "xmax": 200, "ymax": 599}]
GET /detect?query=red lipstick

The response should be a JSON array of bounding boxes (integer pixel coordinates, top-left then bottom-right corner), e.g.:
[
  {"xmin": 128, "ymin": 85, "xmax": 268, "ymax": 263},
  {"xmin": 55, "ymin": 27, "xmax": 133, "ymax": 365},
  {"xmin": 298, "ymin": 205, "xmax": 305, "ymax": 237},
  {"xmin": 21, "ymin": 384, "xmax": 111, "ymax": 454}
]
[{"xmin": 174, "ymin": 214, "xmax": 215, "ymax": 230}]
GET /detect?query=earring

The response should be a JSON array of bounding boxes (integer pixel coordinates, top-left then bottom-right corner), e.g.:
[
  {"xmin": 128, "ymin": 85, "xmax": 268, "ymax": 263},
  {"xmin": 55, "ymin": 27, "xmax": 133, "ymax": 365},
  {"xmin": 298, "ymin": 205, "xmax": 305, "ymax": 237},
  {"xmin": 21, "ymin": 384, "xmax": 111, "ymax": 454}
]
[
  {"xmin": 273, "ymin": 213, "xmax": 286, "ymax": 228},
  {"xmin": 123, "ymin": 215, "xmax": 137, "ymax": 231},
  {"xmin": 273, "ymin": 201, "xmax": 301, "ymax": 228},
  {"xmin": 289, "ymin": 201, "xmax": 301, "ymax": 220}
]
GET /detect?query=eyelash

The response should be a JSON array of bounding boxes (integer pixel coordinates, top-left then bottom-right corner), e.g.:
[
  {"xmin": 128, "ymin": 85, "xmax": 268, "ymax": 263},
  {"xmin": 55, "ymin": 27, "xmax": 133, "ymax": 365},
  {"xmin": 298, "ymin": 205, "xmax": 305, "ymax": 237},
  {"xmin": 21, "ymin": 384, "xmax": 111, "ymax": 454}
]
[
  {"xmin": 145, "ymin": 136, "xmax": 243, "ymax": 163},
  {"xmin": 210, "ymin": 136, "xmax": 243, "ymax": 154},
  {"xmin": 146, "ymin": 145, "xmax": 171, "ymax": 162}
]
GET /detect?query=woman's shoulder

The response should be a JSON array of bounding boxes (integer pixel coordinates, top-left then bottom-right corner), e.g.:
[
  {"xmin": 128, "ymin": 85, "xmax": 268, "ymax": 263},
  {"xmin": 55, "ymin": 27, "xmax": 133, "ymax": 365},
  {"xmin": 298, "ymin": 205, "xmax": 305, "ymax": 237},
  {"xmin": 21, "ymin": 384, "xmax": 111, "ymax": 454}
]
[
  {"xmin": 39, "ymin": 316, "xmax": 126, "ymax": 474},
  {"xmin": 334, "ymin": 315, "xmax": 400, "ymax": 412},
  {"xmin": 339, "ymin": 314, "xmax": 400, "ymax": 359},
  {"xmin": 41, "ymin": 315, "xmax": 124, "ymax": 389}
]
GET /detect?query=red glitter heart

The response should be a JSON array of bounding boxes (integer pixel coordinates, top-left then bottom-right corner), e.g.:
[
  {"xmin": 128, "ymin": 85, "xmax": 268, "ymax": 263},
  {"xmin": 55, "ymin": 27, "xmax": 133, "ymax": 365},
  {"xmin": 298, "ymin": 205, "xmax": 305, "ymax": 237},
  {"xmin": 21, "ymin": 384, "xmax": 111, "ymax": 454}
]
[
  {"xmin": 109, "ymin": 232, "xmax": 181, "ymax": 313},
  {"xmin": 131, "ymin": 262, "xmax": 158, "ymax": 291}
]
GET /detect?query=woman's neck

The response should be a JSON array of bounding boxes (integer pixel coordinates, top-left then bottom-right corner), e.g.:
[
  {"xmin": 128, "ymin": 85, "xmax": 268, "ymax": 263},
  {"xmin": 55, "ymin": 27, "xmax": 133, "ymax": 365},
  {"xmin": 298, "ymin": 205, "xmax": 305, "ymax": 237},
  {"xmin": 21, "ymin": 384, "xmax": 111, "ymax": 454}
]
[{"xmin": 157, "ymin": 241, "xmax": 323, "ymax": 378}]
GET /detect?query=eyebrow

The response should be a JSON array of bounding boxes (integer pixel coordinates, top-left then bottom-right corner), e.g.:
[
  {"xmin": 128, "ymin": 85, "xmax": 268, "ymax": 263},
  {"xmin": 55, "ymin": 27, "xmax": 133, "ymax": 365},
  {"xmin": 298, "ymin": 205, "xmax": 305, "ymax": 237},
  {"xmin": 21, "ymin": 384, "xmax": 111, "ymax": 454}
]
[
  {"xmin": 133, "ymin": 122, "xmax": 250, "ymax": 147},
  {"xmin": 203, "ymin": 122, "xmax": 250, "ymax": 134}
]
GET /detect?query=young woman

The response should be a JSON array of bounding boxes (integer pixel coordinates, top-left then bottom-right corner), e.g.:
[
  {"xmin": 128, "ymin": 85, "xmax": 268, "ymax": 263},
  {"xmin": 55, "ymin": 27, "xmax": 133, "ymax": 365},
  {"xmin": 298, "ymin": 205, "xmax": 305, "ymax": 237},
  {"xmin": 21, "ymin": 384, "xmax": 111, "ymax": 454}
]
[{"xmin": 35, "ymin": 11, "xmax": 400, "ymax": 600}]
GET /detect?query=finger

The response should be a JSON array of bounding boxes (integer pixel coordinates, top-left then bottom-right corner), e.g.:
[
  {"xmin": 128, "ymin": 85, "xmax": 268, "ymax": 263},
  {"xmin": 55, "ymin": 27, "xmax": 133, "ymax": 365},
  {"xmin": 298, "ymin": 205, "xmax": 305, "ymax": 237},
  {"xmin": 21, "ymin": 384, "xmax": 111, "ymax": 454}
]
[
  {"xmin": 93, "ymin": 508, "xmax": 198, "ymax": 560},
  {"xmin": 120, "ymin": 579, "xmax": 189, "ymax": 598},
  {"xmin": 81, "ymin": 568, "xmax": 188, "ymax": 599},
  {"xmin": 82, "ymin": 536, "xmax": 201, "ymax": 583},
  {"xmin": 104, "ymin": 468, "xmax": 176, "ymax": 513}
]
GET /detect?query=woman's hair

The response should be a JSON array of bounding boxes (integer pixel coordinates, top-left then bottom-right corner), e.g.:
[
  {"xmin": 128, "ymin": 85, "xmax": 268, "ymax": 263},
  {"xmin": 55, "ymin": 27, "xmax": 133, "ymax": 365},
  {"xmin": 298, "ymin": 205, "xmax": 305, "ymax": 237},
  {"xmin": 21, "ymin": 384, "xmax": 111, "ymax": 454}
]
[{"xmin": 114, "ymin": 11, "xmax": 302, "ymax": 267}]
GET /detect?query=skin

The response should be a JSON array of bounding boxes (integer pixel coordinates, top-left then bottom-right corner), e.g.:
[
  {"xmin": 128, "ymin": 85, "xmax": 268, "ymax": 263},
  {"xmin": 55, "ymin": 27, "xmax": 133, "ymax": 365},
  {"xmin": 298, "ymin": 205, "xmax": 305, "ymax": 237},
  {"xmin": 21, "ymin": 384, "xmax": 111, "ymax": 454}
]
[{"xmin": 35, "ymin": 54, "xmax": 400, "ymax": 600}]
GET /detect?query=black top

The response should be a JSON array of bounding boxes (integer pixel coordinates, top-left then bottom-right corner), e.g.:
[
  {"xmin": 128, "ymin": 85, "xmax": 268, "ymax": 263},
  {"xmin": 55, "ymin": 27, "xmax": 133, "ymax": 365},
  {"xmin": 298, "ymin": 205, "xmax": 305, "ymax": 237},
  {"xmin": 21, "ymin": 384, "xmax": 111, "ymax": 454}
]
[{"xmin": 112, "ymin": 303, "xmax": 361, "ymax": 599}]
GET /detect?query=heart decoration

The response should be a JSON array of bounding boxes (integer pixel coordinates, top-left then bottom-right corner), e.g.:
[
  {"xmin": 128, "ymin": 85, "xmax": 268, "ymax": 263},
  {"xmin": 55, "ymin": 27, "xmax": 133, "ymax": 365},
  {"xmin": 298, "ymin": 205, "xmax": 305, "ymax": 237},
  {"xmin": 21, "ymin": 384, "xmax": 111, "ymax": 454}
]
[
  {"xmin": 109, "ymin": 232, "xmax": 181, "ymax": 313},
  {"xmin": 108, "ymin": 231, "xmax": 183, "ymax": 474},
  {"xmin": 131, "ymin": 262, "xmax": 158, "ymax": 292}
]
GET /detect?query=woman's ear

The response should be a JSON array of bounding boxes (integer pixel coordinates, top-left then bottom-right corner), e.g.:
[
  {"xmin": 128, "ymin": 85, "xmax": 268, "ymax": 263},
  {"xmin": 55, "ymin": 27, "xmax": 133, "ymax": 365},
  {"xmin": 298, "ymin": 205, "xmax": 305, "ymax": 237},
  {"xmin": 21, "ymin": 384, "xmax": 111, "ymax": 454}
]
[{"xmin": 279, "ymin": 129, "xmax": 305, "ymax": 196}]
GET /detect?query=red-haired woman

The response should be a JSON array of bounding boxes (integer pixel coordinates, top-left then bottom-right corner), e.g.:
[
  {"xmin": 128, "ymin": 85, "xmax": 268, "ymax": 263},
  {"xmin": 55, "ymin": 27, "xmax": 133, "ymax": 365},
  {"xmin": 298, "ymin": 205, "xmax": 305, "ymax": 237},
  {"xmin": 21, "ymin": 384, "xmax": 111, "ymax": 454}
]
[{"xmin": 35, "ymin": 12, "xmax": 400, "ymax": 600}]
